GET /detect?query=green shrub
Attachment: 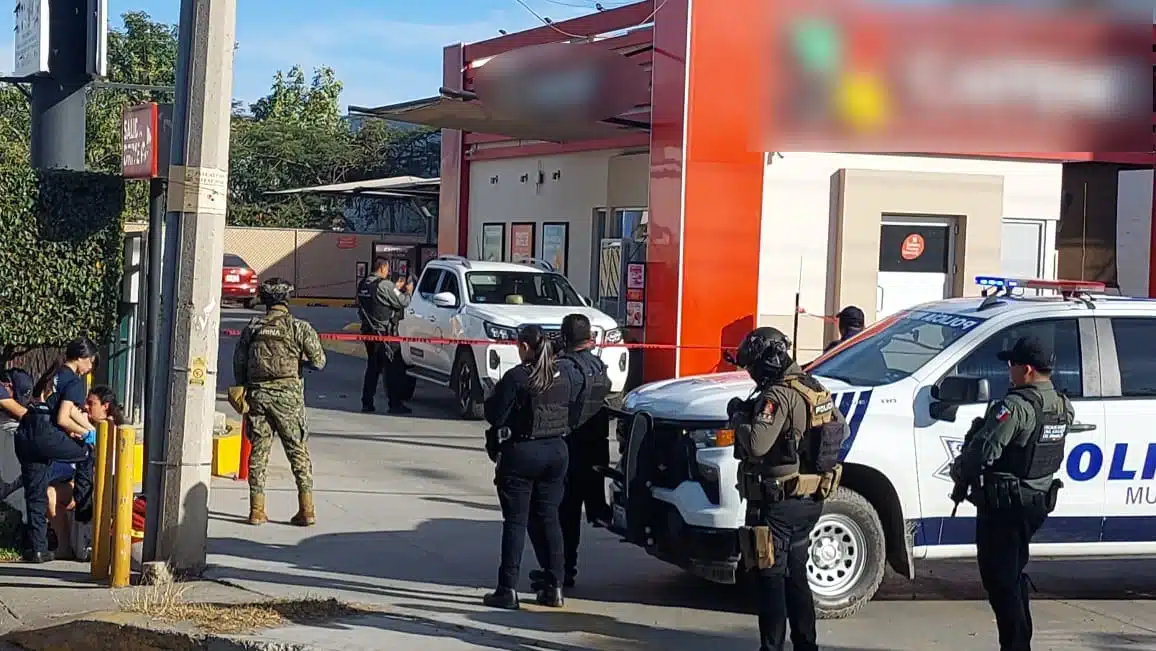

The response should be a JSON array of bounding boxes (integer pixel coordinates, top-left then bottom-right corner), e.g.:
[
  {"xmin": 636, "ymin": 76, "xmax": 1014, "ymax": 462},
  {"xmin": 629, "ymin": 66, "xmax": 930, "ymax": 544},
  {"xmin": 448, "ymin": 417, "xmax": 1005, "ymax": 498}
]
[{"xmin": 0, "ymin": 168, "xmax": 125, "ymax": 360}]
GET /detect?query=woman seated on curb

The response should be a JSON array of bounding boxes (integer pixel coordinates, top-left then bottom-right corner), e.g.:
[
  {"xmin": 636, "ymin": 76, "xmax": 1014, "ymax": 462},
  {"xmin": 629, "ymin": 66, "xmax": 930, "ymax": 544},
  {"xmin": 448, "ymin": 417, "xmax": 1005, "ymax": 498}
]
[
  {"xmin": 14, "ymin": 363, "xmax": 95, "ymax": 563},
  {"xmin": 43, "ymin": 385, "xmax": 124, "ymax": 559}
]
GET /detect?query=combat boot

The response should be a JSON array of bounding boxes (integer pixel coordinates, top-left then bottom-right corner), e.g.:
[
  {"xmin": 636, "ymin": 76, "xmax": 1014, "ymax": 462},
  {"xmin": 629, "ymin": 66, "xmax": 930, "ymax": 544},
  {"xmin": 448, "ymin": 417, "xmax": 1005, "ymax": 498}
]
[
  {"xmin": 247, "ymin": 493, "xmax": 268, "ymax": 526},
  {"xmin": 290, "ymin": 491, "xmax": 316, "ymax": 526}
]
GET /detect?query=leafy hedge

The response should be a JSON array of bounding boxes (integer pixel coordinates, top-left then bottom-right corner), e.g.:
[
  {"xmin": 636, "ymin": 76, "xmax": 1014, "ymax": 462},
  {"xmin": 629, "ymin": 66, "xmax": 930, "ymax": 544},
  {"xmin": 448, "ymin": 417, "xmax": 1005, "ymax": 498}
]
[{"xmin": 0, "ymin": 168, "xmax": 125, "ymax": 356}]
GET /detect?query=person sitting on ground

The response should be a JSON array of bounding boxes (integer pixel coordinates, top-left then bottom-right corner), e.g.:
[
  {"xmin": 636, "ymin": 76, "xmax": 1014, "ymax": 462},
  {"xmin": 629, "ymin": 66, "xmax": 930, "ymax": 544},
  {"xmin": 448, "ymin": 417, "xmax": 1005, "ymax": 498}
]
[{"xmin": 14, "ymin": 363, "xmax": 94, "ymax": 563}]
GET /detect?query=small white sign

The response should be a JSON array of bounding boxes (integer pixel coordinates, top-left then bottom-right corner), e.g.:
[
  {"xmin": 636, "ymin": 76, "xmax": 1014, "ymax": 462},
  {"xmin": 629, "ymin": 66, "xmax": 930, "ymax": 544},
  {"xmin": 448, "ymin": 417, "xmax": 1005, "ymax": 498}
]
[{"xmin": 13, "ymin": 0, "xmax": 50, "ymax": 77}]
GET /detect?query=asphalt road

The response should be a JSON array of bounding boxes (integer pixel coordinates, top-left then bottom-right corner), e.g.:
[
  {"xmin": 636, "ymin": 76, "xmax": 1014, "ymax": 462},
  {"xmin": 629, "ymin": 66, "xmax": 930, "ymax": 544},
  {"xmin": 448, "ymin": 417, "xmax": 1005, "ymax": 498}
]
[{"xmin": 206, "ymin": 307, "xmax": 1156, "ymax": 651}]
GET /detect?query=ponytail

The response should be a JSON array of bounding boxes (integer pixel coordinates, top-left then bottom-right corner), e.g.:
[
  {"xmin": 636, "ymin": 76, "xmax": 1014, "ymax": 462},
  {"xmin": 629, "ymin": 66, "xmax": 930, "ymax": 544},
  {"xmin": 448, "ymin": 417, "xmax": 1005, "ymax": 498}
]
[{"xmin": 519, "ymin": 325, "xmax": 557, "ymax": 395}]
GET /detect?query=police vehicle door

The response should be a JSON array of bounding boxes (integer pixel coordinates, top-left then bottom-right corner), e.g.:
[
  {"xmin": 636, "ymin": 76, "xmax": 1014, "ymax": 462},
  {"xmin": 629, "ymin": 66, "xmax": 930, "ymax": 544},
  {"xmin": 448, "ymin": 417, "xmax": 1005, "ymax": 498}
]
[
  {"xmin": 403, "ymin": 268, "xmax": 444, "ymax": 373},
  {"xmin": 1094, "ymin": 316, "xmax": 1156, "ymax": 535},
  {"xmin": 917, "ymin": 317, "xmax": 1106, "ymax": 545}
]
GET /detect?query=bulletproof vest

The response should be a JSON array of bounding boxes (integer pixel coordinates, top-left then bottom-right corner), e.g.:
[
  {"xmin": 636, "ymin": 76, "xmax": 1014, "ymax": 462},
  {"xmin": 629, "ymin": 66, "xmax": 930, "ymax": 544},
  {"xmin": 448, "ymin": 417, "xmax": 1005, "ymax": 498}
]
[
  {"xmin": 560, "ymin": 352, "xmax": 611, "ymax": 431},
  {"xmin": 357, "ymin": 276, "xmax": 394, "ymax": 333},
  {"xmin": 508, "ymin": 371, "xmax": 571, "ymax": 440},
  {"xmin": 246, "ymin": 310, "xmax": 302, "ymax": 383},
  {"xmin": 990, "ymin": 387, "xmax": 1070, "ymax": 481},
  {"xmin": 782, "ymin": 374, "xmax": 844, "ymax": 474},
  {"xmin": 0, "ymin": 368, "xmax": 34, "ymax": 424}
]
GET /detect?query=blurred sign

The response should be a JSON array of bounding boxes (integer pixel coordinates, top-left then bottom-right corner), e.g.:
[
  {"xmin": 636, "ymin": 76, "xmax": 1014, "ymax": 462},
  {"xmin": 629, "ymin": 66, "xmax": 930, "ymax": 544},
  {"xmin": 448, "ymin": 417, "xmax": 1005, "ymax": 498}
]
[
  {"xmin": 337, "ymin": 235, "xmax": 357, "ymax": 249},
  {"xmin": 760, "ymin": 0, "xmax": 1153, "ymax": 152},
  {"xmin": 14, "ymin": 0, "xmax": 50, "ymax": 77},
  {"xmin": 122, "ymin": 103, "xmax": 173, "ymax": 179},
  {"xmin": 472, "ymin": 42, "xmax": 650, "ymax": 125}
]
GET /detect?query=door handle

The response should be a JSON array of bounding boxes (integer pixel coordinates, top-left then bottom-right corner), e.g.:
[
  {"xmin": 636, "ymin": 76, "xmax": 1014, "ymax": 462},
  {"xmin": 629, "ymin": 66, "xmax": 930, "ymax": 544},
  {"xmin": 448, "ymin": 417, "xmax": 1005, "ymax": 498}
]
[
  {"xmin": 428, "ymin": 316, "xmax": 437, "ymax": 322},
  {"xmin": 1070, "ymin": 423, "xmax": 1097, "ymax": 433}
]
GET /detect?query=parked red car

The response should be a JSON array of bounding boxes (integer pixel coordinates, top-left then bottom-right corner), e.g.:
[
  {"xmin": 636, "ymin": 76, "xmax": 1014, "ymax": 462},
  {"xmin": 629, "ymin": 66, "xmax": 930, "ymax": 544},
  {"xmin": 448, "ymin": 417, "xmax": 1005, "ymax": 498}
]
[{"xmin": 222, "ymin": 253, "xmax": 258, "ymax": 308}]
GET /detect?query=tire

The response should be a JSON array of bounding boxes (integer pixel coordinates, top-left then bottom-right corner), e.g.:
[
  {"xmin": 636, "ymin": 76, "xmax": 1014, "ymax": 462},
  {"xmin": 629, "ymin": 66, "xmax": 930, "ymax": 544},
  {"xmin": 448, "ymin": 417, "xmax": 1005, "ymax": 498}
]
[
  {"xmin": 242, "ymin": 298, "xmax": 255, "ymax": 310},
  {"xmin": 451, "ymin": 350, "xmax": 484, "ymax": 420},
  {"xmin": 808, "ymin": 487, "xmax": 887, "ymax": 620}
]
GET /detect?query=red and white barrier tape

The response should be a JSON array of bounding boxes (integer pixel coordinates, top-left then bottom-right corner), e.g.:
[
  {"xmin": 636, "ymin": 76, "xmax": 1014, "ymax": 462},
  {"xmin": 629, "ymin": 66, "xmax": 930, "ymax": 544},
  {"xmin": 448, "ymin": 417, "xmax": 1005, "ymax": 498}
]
[{"xmin": 219, "ymin": 328, "xmax": 736, "ymax": 351}]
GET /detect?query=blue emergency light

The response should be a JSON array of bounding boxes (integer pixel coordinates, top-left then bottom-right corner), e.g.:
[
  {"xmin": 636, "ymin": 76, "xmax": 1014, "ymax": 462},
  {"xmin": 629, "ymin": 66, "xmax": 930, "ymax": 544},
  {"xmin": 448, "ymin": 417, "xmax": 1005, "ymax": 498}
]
[{"xmin": 974, "ymin": 276, "xmax": 1106, "ymax": 293}]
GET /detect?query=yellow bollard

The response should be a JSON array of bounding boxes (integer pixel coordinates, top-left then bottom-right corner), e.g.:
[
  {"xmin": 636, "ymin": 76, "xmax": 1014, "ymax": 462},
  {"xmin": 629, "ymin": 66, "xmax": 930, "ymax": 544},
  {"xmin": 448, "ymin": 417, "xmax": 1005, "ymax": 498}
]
[
  {"xmin": 90, "ymin": 422, "xmax": 112, "ymax": 580},
  {"xmin": 110, "ymin": 425, "xmax": 135, "ymax": 588}
]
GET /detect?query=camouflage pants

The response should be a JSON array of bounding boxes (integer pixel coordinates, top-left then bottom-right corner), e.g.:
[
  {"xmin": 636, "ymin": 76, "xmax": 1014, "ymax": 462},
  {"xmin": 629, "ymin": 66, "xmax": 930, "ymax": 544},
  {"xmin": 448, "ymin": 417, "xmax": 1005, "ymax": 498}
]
[{"xmin": 246, "ymin": 386, "xmax": 312, "ymax": 495}]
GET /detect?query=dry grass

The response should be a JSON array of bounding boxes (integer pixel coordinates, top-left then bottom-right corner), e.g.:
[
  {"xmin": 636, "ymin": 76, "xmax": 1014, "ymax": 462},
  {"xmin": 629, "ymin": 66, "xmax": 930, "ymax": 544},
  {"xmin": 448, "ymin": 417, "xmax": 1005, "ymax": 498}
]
[{"xmin": 116, "ymin": 582, "xmax": 366, "ymax": 635}]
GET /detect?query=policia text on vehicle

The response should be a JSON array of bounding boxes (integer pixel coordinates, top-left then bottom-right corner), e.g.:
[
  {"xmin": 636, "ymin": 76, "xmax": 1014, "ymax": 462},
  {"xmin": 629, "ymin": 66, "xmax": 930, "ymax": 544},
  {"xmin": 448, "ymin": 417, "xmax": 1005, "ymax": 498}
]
[
  {"xmin": 948, "ymin": 335, "xmax": 1072, "ymax": 651},
  {"xmin": 728, "ymin": 327, "xmax": 849, "ymax": 651}
]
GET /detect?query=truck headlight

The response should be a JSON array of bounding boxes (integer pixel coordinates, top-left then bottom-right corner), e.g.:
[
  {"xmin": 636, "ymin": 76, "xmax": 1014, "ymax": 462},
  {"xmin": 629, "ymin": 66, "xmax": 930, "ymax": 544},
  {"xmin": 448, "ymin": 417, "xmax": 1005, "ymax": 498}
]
[
  {"xmin": 604, "ymin": 327, "xmax": 624, "ymax": 345},
  {"xmin": 688, "ymin": 428, "xmax": 735, "ymax": 449},
  {"xmin": 484, "ymin": 322, "xmax": 518, "ymax": 342}
]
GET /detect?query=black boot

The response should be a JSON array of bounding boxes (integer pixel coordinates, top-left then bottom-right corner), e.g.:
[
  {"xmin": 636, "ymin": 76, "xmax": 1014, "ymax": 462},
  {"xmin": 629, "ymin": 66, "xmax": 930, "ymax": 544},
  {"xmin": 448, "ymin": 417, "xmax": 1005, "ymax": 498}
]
[
  {"xmin": 482, "ymin": 587, "xmax": 519, "ymax": 610},
  {"xmin": 529, "ymin": 569, "xmax": 555, "ymax": 591},
  {"xmin": 563, "ymin": 570, "xmax": 576, "ymax": 589},
  {"xmin": 536, "ymin": 586, "xmax": 564, "ymax": 608},
  {"xmin": 22, "ymin": 550, "xmax": 54, "ymax": 564}
]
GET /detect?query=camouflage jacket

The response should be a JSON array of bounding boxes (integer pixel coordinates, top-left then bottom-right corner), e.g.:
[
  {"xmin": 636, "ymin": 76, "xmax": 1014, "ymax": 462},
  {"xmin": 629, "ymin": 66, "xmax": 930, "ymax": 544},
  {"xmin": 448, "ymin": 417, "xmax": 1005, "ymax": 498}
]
[{"xmin": 233, "ymin": 305, "xmax": 327, "ymax": 390}]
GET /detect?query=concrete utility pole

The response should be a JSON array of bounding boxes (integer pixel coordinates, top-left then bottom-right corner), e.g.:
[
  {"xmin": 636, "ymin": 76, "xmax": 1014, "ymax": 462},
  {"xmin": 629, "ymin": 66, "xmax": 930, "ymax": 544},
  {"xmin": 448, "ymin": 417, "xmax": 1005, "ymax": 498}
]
[
  {"xmin": 29, "ymin": 0, "xmax": 89, "ymax": 170},
  {"xmin": 142, "ymin": 0, "xmax": 236, "ymax": 576}
]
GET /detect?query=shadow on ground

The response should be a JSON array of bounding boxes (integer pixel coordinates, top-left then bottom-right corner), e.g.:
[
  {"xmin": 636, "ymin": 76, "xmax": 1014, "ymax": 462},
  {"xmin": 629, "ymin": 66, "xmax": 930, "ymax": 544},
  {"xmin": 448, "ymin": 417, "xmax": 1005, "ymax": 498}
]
[{"xmin": 208, "ymin": 516, "xmax": 1156, "ymax": 619}]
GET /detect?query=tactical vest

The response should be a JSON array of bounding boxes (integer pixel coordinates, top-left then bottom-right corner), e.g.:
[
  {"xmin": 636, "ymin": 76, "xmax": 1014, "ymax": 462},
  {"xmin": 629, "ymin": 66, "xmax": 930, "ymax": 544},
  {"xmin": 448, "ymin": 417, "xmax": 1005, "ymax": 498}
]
[
  {"xmin": 508, "ymin": 371, "xmax": 571, "ymax": 440},
  {"xmin": 990, "ymin": 387, "xmax": 1070, "ymax": 481},
  {"xmin": 560, "ymin": 352, "xmax": 611, "ymax": 431},
  {"xmin": 246, "ymin": 310, "xmax": 301, "ymax": 383},
  {"xmin": 357, "ymin": 276, "xmax": 394, "ymax": 334},
  {"xmin": 783, "ymin": 375, "xmax": 844, "ymax": 474}
]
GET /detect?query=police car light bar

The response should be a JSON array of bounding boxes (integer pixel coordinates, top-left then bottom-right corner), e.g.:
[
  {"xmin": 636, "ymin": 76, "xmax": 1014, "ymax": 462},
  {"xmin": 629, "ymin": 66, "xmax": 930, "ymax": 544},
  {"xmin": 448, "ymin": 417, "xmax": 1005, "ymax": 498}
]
[{"xmin": 974, "ymin": 276, "xmax": 1107, "ymax": 293}]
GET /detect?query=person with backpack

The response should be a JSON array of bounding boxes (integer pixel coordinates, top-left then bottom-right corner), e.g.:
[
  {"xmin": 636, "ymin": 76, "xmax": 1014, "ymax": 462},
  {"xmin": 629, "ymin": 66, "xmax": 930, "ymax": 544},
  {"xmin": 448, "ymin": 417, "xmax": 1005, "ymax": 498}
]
[
  {"xmin": 730, "ymin": 327, "xmax": 849, "ymax": 651},
  {"xmin": 14, "ymin": 363, "xmax": 94, "ymax": 563},
  {"xmin": 529, "ymin": 314, "xmax": 613, "ymax": 591}
]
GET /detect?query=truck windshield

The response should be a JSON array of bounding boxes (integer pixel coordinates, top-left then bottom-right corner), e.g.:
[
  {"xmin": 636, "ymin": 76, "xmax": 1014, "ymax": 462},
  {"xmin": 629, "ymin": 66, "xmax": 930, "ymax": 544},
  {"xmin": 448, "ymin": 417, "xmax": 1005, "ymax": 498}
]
[
  {"xmin": 466, "ymin": 271, "xmax": 584, "ymax": 306},
  {"xmin": 808, "ymin": 309, "xmax": 986, "ymax": 387}
]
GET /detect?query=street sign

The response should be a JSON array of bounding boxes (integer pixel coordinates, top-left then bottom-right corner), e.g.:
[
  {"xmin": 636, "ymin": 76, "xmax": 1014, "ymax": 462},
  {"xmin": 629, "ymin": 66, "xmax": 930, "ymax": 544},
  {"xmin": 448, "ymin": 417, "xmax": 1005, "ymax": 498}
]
[
  {"xmin": 122, "ymin": 103, "xmax": 173, "ymax": 179},
  {"xmin": 13, "ymin": 0, "xmax": 50, "ymax": 77}
]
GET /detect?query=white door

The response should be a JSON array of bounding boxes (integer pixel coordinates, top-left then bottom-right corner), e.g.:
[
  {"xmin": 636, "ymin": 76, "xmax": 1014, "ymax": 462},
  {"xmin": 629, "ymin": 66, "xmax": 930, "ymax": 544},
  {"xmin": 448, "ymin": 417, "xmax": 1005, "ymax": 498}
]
[
  {"xmin": 1096, "ymin": 316, "xmax": 1156, "ymax": 538},
  {"xmin": 429, "ymin": 270, "xmax": 464, "ymax": 376},
  {"xmin": 877, "ymin": 216, "xmax": 955, "ymax": 318},
  {"xmin": 915, "ymin": 316, "xmax": 1106, "ymax": 545},
  {"xmin": 401, "ymin": 268, "xmax": 443, "ymax": 374}
]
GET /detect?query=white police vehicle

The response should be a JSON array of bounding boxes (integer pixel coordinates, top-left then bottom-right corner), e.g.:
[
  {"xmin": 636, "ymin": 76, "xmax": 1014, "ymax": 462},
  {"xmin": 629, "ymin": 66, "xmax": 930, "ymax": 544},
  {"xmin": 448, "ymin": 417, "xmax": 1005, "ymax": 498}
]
[
  {"xmin": 399, "ymin": 256, "xmax": 629, "ymax": 419},
  {"xmin": 605, "ymin": 276, "xmax": 1156, "ymax": 619}
]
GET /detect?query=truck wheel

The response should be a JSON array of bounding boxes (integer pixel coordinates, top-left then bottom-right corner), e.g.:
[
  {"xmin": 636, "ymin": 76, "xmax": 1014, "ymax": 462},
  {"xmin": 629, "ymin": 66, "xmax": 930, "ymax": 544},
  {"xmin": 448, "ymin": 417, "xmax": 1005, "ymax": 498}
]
[
  {"xmin": 808, "ymin": 487, "xmax": 887, "ymax": 620},
  {"xmin": 451, "ymin": 351, "xmax": 484, "ymax": 420}
]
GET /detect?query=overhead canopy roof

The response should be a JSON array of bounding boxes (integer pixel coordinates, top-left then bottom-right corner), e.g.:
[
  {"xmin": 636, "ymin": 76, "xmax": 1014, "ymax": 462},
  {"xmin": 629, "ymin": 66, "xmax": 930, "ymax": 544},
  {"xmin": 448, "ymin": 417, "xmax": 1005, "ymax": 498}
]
[
  {"xmin": 348, "ymin": 95, "xmax": 649, "ymax": 144},
  {"xmin": 266, "ymin": 176, "xmax": 440, "ymax": 198}
]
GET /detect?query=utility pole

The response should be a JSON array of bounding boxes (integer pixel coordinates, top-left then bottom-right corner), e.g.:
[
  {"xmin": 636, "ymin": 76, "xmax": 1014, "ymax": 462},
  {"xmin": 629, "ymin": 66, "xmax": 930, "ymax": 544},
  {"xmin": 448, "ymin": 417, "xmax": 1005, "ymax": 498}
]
[
  {"xmin": 141, "ymin": 0, "xmax": 236, "ymax": 577},
  {"xmin": 28, "ymin": 0, "xmax": 90, "ymax": 170}
]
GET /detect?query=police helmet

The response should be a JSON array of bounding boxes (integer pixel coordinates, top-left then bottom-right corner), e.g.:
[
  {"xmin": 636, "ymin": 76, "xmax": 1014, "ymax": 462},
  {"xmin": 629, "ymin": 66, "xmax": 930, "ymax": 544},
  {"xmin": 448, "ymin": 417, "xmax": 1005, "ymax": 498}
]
[
  {"xmin": 735, "ymin": 327, "xmax": 793, "ymax": 384},
  {"xmin": 258, "ymin": 277, "xmax": 294, "ymax": 306}
]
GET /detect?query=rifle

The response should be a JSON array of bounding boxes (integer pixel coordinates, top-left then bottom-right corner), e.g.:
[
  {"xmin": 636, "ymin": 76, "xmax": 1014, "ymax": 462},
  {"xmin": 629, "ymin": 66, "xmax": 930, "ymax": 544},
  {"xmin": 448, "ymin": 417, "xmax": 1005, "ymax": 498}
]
[{"xmin": 949, "ymin": 416, "xmax": 986, "ymax": 516}]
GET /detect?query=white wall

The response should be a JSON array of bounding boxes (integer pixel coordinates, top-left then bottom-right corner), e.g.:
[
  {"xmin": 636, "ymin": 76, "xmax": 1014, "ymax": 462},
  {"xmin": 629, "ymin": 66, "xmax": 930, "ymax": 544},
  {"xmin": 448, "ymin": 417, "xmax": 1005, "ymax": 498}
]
[
  {"xmin": 468, "ymin": 150, "xmax": 648, "ymax": 295},
  {"xmin": 759, "ymin": 152, "xmax": 1063, "ymax": 320}
]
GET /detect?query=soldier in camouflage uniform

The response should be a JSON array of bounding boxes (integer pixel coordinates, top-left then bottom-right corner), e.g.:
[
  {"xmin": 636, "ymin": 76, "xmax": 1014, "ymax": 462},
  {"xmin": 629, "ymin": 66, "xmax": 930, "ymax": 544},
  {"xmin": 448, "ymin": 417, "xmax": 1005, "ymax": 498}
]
[{"xmin": 233, "ymin": 278, "xmax": 326, "ymax": 526}]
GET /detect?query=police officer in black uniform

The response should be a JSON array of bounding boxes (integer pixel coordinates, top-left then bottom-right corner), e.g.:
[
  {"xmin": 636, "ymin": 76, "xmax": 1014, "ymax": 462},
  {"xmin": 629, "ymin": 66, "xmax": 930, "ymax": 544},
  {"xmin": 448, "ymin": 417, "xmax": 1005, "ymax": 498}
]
[
  {"xmin": 731, "ymin": 327, "xmax": 847, "ymax": 651},
  {"xmin": 822, "ymin": 306, "xmax": 865, "ymax": 352},
  {"xmin": 356, "ymin": 257, "xmax": 413, "ymax": 415},
  {"xmin": 482, "ymin": 325, "xmax": 572, "ymax": 610},
  {"xmin": 950, "ymin": 335, "xmax": 1071, "ymax": 651},
  {"xmin": 529, "ymin": 313, "xmax": 613, "ymax": 590}
]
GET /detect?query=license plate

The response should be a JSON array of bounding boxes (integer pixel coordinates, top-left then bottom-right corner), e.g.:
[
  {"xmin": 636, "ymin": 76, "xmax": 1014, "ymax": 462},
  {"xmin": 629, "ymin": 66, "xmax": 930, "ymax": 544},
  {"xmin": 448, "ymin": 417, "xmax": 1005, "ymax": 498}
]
[
  {"xmin": 611, "ymin": 504, "xmax": 627, "ymax": 530},
  {"xmin": 225, "ymin": 274, "xmax": 240, "ymax": 283}
]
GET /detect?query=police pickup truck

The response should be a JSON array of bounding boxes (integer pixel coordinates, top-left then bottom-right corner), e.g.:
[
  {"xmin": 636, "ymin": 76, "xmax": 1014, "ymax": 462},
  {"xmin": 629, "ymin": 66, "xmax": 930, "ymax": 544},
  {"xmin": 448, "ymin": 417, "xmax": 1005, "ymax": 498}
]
[{"xmin": 605, "ymin": 276, "xmax": 1156, "ymax": 619}]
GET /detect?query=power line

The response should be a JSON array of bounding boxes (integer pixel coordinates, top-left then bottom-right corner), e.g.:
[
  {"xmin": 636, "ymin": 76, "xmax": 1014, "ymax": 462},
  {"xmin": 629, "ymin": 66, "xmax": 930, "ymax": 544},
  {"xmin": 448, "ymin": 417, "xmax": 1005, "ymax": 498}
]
[{"xmin": 510, "ymin": 0, "xmax": 667, "ymax": 40}]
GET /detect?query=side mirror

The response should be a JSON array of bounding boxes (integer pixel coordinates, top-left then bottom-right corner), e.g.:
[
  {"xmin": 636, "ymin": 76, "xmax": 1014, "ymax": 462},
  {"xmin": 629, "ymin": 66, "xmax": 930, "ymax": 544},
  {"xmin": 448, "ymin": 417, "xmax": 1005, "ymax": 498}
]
[
  {"xmin": 431, "ymin": 291, "xmax": 458, "ymax": 308},
  {"xmin": 932, "ymin": 375, "xmax": 990, "ymax": 404}
]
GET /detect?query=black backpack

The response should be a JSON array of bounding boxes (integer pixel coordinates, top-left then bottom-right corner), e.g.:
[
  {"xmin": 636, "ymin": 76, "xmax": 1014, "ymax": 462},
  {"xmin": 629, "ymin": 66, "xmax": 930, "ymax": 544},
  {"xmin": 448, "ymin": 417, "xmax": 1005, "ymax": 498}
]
[{"xmin": 0, "ymin": 368, "xmax": 34, "ymax": 407}]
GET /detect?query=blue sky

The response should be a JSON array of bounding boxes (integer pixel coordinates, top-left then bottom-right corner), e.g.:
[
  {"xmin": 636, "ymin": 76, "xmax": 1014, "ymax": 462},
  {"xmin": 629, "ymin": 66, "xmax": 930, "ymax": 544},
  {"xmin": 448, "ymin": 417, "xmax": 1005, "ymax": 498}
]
[{"xmin": 3, "ymin": 0, "xmax": 627, "ymax": 111}]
